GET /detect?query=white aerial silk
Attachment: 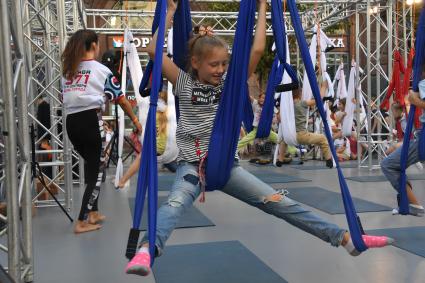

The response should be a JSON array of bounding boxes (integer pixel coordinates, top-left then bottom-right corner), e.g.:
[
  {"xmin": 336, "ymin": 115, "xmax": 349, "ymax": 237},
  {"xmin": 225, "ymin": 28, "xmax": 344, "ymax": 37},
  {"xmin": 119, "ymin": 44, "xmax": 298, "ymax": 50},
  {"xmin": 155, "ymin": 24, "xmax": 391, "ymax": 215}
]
[
  {"xmin": 302, "ymin": 26, "xmax": 335, "ymax": 134},
  {"xmin": 301, "ymin": 26, "xmax": 335, "ymax": 164},
  {"xmin": 155, "ymin": 28, "xmax": 179, "ymax": 164},
  {"xmin": 156, "ymin": 81, "xmax": 179, "ymax": 164},
  {"xmin": 116, "ymin": 28, "xmax": 179, "ymax": 172},
  {"xmin": 124, "ymin": 29, "xmax": 149, "ymax": 140},
  {"xmin": 302, "ymin": 25, "xmax": 335, "ymax": 101},
  {"xmin": 333, "ymin": 63, "xmax": 348, "ymax": 103},
  {"xmin": 278, "ymin": 36, "xmax": 297, "ymax": 146},
  {"xmin": 272, "ymin": 29, "xmax": 297, "ymax": 164},
  {"xmin": 342, "ymin": 63, "xmax": 357, "ymax": 136},
  {"xmin": 114, "ymin": 32, "xmax": 128, "ymax": 187}
]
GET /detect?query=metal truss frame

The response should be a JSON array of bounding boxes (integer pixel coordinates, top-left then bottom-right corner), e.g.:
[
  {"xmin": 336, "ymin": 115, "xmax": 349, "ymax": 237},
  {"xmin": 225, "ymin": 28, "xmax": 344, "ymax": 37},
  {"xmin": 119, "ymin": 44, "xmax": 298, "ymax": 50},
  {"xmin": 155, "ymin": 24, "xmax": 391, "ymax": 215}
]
[
  {"xmin": 0, "ymin": 0, "xmax": 82, "ymax": 281},
  {"xmin": 0, "ymin": 0, "xmax": 34, "ymax": 281},
  {"xmin": 355, "ymin": 0, "xmax": 413, "ymax": 169},
  {"xmin": 22, "ymin": 0, "xmax": 78, "ymax": 210},
  {"xmin": 84, "ymin": 0, "xmax": 371, "ymax": 35}
]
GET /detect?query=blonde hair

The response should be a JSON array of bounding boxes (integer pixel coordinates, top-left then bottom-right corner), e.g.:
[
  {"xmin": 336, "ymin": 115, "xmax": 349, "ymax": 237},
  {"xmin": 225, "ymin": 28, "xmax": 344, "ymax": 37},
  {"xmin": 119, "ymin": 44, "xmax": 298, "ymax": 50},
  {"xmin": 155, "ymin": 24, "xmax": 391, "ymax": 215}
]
[
  {"xmin": 156, "ymin": 111, "xmax": 168, "ymax": 136},
  {"xmin": 187, "ymin": 34, "xmax": 228, "ymax": 77},
  {"xmin": 156, "ymin": 91, "xmax": 168, "ymax": 136}
]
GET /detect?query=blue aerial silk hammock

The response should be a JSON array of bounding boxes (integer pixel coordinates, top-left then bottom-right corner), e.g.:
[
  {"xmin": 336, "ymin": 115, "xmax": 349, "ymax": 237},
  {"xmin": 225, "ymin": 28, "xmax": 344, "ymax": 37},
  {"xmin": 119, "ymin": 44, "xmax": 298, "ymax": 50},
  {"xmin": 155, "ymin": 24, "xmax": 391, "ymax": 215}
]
[
  {"xmin": 206, "ymin": 0, "xmax": 256, "ymax": 190},
  {"xmin": 398, "ymin": 2, "xmax": 425, "ymax": 215},
  {"xmin": 286, "ymin": 0, "xmax": 367, "ymax": 252},
  {"xmin": 172, "ymin": 0, "xmax": 192, "ymax": 118},
  {"xmin": 256, "ymin": 57, "xmax": 281, "ymax": 138},
  {"xmin": 172, "ymin": 0, "xmax": 192, "ymax": 70},
  {"xmin": 126, "ymin": 0, "xmax": 166, "ymax": 264},
  {"xmin": 138, "ymin": 0, "xmax": 162, "ymax": 96},
  {"xmin": 256, "ymin": 0, "xmax": 298, "ymax": 138},
  {"xmin": 243, "ymin": 93, "xmax": 254, "ymax": 133}
]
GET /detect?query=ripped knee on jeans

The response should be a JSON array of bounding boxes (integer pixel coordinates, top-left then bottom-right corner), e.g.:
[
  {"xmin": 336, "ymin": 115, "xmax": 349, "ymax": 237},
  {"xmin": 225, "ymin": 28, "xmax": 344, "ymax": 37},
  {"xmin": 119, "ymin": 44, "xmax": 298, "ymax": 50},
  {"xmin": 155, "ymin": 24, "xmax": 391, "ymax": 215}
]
[
  {"xmin": 263, "ymin": 189, "xmax": 289, "ymax": 204},
  {"xmin": 183, "ymin": 174, "xmax": 199, "ymax": 186},
  {"xmin": 167, "ymin": 195, "xmax": 185, "ymax": 208}
]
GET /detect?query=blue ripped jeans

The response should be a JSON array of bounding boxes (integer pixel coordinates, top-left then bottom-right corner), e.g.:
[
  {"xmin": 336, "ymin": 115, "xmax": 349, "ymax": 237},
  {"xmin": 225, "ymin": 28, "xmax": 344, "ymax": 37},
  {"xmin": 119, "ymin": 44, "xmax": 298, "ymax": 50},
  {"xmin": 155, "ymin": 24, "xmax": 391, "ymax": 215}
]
[
  {"xmin": 381, "ymin": 138, "xmax": 422, "ymax": 193},
  {"xmin": 141, "ymin": 162, "xmax": 346, "ymax": 255}
]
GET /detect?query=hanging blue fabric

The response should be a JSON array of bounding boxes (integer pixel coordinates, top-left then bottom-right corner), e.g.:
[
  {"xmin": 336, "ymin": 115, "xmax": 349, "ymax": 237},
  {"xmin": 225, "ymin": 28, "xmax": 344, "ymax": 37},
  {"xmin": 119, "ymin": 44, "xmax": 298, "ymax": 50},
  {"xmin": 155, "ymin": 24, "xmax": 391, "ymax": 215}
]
[
  {"xmin": 242, "ymin": 90, "xmax": 254, "ymax": 133},
  {"xmin": 256, "ymin": 57, "xmax": 280, "ymax": 138},
  {"xmin": 139, "ymin": 61, "xmax": 153, "ymax": 95},
  {"xmin": 138, "ymin": 0, "xmax": 163, "ymax": 96},
  {"xmin": 286, "ymin": 0, "xmax": 367, "ymax": 252},
  {"xmin": 419, "ymin": 128, "xmax": 425, "ymax": 161},
  {"xmin": 126, "ymin": 0, "xmax": 166, "ymax": 264},
  {"xmin": 205, "ymin": 0, "xmax": 256, "ymax": 190},
  {"xmin": 256, "ymin": 1, "xmax": 298, "ymax": 138},
  {"xmin": 172, "ymin": 0, "xmax": 191, "ymax": 70},
  {"xmin": 398, "ymin": 2, "xmax": 425, "ymax": 215},
  {"xmin": 172, "ymin": 0, "xmax": 192, "ymax": 119}
]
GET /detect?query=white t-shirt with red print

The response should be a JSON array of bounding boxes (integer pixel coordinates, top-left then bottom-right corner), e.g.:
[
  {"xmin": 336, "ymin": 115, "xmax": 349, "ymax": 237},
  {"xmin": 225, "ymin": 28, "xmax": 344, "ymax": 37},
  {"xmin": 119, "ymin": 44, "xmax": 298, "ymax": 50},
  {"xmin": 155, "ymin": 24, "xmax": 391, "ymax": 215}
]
[{"xmin": 62, "ymin": 60, "xmax": 124, "ymax": 115}]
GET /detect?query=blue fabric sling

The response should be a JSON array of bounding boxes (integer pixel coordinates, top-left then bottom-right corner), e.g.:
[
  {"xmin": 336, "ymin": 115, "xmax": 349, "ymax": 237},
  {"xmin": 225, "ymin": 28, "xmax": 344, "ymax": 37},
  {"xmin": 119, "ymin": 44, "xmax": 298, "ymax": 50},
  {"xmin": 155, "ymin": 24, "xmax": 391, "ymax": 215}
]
[
  {"xmin": 243, "ymin": 92, "xmax": 254, "ymax": 133},
  {"xmin": 256, "ymin": 57, "xmax": 280, "ymax": 138},
  {"xmin": 286, "ymin": 0, "xmax": 367, "ymax": 252},
  {"xmin": 256, "ymin": 1, "xmax": 298, "ymax": 138},
  {"xmin": 205, "ymin": 0, "xmax": 256, "ymax": 190},
  {"xmin": 172, "ymin": 0, "xmax": 192, "ymax": 118},
  {"xmin": 138, "ymin": 0, "xmax": 163, "ymax": 95},
  {"xmin": 419, "ymin": 128, "xmax": 425, "ymax": 161},
  {"xmin": 398, "ymin": 2, "xmax": 425, "ymax": 215},
  {"xmin": 126, "ymin": 0, "xmax": 166, "ymax": 264}
]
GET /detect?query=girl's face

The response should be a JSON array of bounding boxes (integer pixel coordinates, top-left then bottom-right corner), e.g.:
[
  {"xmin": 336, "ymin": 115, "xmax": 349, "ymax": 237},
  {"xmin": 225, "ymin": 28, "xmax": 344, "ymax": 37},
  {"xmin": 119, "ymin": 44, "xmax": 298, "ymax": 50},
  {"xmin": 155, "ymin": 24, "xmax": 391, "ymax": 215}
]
[
  {"xmin": 338, "ymin": 101, "xmax": 344, "ymax": 111},
  {"xmin": 258, "ymin": 94, "xmax": 265, "ymax": 106},
  {"xmin": 192, "ymin": 47, "xmax": 229, "ymax": 86}
]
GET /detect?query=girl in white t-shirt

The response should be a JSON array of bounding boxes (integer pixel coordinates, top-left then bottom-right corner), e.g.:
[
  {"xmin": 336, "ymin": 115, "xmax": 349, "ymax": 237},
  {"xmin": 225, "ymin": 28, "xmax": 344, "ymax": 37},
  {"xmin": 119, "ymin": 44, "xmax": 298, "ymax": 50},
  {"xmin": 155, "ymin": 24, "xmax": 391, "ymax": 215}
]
[{"xmin": 61, "ymin": 29, "xmax": 142, "ymax": 234}]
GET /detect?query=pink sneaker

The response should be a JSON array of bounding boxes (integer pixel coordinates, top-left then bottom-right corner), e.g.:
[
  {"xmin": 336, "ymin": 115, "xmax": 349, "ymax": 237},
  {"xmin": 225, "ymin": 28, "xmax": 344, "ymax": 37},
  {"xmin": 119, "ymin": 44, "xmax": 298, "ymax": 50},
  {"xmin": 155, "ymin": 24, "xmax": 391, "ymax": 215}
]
[
  {"xmin": 362, "ymin": 235, "xmax": 394, "ymax": 248},
  {"xmin": 125, "ymin": 251, "xmax": 151, "ymax": 276}
]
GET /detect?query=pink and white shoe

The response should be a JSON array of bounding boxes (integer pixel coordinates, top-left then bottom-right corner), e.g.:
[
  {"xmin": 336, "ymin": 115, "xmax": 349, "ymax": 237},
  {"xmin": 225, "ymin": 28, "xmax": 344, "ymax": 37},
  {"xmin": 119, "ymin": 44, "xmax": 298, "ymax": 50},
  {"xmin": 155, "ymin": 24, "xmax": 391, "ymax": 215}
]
[
  {"xmin": 125, "ymin": 251, "xmax": 151, "ymax": 276},
  {"xmin": 362, "ymin": 235, "xmax": 394, "ymax": 248}
]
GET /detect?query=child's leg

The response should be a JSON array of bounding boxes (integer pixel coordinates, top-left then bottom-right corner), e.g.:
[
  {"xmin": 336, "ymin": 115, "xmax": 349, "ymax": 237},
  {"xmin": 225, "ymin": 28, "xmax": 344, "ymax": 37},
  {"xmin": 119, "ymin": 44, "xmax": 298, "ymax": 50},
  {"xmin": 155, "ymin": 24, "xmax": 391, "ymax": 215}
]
[
  {"xmin": 297, "ymin": 131, "xmax": 332, "ymax": 160},
  {"xmin": 91, "ymin": 116, "xmax": 107, "ymax": 217},
  {"xmin": 237, "ymin": 128, "xmax": 258, "ymax": 150},
  {"xmin": 275, "ymin": 142, "xmax": 292, "ymax": 166},
  {"xmin": 267, "ymin": 130, "xmax": 279, "ymax": 144},
  {"xmin": 222, "ymin": 166, "xmax": 393, "ymax": 252},
  {"xmin": 222, "ymin": 166, "xmax": 345, "ymax": 247},
  {"xmin": 126, "ymin": 162, "xmax": 201, "ymax": 276},
  {"xmin": 66, "ymin": 110, "xmax": 102, "ymax": 233},
  {"xmin": 140, "ymin": 162, "xmax": 201, "ymax": 254},
  {"xmin": 381, "ymin": 140, "xmax": 422, "ymax": 206}
]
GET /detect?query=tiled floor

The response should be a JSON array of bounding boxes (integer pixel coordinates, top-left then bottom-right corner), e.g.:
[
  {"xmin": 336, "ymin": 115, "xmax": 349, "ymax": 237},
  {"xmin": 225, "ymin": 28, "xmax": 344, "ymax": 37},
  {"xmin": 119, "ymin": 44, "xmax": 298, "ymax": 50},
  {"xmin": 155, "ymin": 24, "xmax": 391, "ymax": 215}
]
[{"xmin": 31, "ymin": 160, "xmax": 425, "ymax": 283}]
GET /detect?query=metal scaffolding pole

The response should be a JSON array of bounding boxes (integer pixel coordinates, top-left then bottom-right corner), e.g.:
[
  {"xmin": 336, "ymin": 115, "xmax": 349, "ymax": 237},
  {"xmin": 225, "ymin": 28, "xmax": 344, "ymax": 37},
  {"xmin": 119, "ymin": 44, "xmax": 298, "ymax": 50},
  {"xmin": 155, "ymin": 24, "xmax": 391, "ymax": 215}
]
[
  {"xmin": 57, "ymin": 0, "xmax": 74, "ymax": 212},
  {"xmin": 0, "ymin": 0, "xmax": 21, "ymax": 279},
  {"xmin": 10, "ymin": 0, "xmax": 34, "ymax": 280},
  {"xmin": 355, "ymin": 0, "xmax": 393, "ymax": 169},
  {"xmin": 366, "ymin": 0, "xmax": 372, "ymax": 168}
]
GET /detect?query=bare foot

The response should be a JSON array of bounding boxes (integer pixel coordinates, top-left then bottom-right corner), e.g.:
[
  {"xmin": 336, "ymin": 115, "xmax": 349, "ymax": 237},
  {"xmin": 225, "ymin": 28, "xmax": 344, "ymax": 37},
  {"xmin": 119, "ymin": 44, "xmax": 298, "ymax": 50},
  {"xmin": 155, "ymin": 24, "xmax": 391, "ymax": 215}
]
[
  {"xmin": 88, "ymin": 211, "xmax": 106, "ymax": 224},
  {"xmin": 74, "ymin": 221, "xmax": 101, "ymax": 234}
]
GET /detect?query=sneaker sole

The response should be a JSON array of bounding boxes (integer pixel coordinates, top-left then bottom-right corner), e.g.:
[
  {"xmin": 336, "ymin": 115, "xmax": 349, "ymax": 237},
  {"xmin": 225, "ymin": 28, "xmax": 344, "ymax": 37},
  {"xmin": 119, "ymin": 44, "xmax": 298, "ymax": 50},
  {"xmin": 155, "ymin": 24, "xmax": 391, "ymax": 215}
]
[
  {"xmin": 126, "ymin": 265, "xmax": 150, "ymax": 276},
  {"xmin": 350, "ymin": 249, "xmax": 361, "ymax": 256}
]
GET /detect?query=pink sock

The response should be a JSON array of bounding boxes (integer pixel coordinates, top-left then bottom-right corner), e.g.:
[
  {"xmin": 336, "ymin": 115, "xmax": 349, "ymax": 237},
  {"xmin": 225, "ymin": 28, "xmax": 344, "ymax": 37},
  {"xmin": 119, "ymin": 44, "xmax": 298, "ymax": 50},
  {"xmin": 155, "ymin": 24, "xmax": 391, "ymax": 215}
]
[{"xmin": 362, "ymin": 235, "xmax": 394, "ymax": 248}]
